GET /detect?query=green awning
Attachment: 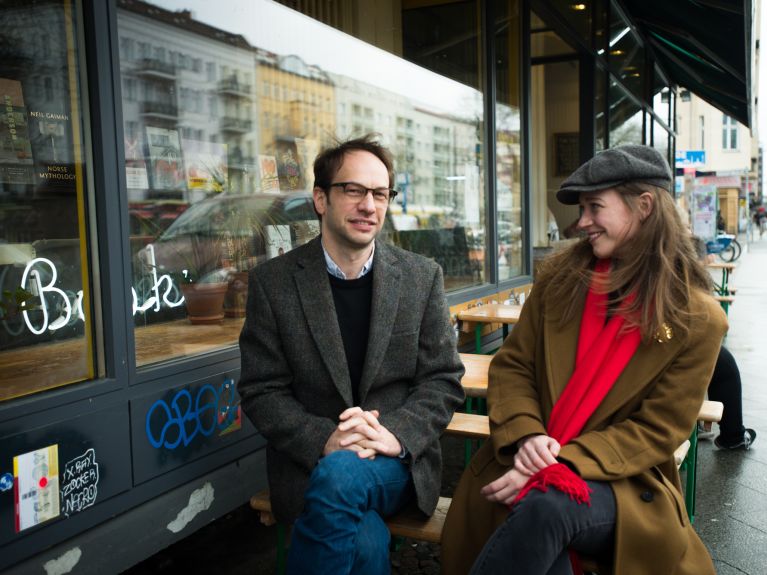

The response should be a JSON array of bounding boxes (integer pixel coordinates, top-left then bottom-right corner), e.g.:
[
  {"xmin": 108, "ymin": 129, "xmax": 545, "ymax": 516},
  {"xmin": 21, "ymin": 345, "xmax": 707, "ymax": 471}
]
[{"xmin": 623, "ymin": 0, "xmax": 753, "ymax": 127}]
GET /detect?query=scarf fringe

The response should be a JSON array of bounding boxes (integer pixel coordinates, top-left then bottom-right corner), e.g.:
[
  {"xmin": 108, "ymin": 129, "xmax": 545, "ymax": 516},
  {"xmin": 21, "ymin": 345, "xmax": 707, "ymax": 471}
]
[{"xmin": 511, "ymin": 463, "xmax": 593, "ymax": 508}]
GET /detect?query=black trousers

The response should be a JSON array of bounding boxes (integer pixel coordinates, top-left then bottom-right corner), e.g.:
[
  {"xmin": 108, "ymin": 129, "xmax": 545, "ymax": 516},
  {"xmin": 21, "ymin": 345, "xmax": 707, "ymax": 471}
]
[
  {"xmin": 708, "ymin": 346, "xmax": 746, "ymax": 443},
  {"xmin": 469, "ymin": 481, "xmax": 616, "ymax": 575}
]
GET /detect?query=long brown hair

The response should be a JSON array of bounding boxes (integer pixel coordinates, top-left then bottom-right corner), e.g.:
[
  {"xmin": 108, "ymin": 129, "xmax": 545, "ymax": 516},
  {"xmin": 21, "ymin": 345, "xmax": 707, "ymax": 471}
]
[{"xmin": 538, "ymin": 183, "xmax": 712, "ymax": 342}]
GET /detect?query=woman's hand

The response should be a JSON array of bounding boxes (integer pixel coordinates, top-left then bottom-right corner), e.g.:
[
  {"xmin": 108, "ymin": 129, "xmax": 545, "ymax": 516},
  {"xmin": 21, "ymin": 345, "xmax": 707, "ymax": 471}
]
[
  {"xmin": 480, "ymin": 467, "xmax": 529, "ymax": 506},
  {"xmin": 514, "ymin": 434, "xmax": 560, "ymax": 476}
]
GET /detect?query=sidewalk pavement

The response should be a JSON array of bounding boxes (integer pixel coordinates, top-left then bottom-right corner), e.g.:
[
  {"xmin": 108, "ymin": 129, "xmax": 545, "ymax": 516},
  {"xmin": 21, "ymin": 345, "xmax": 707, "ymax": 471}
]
[
  {"xmin": 123, "ymin": 237, "xmax": 767, "ymax": 575},
  {"xmin": 694, "ymin": 236, "xmax": 767, "ymax": 575}
]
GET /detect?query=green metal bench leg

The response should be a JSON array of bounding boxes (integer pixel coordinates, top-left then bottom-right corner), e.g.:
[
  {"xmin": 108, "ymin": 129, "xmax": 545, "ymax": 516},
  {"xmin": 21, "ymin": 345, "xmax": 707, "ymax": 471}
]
[
  {"xmin": 474, "ymin": 324, "xmax": 482, "ymax": 354},
  {"xmin": 683, "ymin": 428, "xmax": 698, "ymax": 524},
  {"xmin": 276, "ymin": 523, "xmax": 287, "ymax": 575}
]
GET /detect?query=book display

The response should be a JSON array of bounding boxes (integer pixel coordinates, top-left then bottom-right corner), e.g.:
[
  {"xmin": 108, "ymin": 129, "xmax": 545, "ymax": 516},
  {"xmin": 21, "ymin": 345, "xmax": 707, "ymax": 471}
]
[
  {"xmin": 146, "ymin": 126, "xmax": 185, "ymax": 191},
  {"xmin": 0, "ymin": 78, "xmax": 34, "ymax": 186}
]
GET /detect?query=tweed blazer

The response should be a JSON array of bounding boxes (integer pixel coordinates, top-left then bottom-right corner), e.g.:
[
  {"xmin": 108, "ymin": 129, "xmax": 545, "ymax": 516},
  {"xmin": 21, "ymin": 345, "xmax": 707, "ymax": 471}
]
[
  {"xmin": 238, "ymin": 236, "xmax": 465, "ymax": 523},
  {"xmin": 442, "ymin": 273, "xmax": 728, "ymax": 575}
]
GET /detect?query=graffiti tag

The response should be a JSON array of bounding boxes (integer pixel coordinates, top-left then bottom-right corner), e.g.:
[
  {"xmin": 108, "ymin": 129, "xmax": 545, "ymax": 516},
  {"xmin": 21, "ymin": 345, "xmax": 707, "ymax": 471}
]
[
  {"xmin": 61, "ymin": 448, "xmax": 99, "ymax": 517},
  {"xmin": 145, "ymin": 378, "xmax": 239, "ymax": 450}
]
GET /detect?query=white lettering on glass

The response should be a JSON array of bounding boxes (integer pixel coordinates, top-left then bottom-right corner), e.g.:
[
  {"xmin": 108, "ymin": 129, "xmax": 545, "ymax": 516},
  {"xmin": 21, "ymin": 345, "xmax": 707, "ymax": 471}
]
[{"xmin": 13, "ymin": 245, "xmax": 185, "ymax": 336}]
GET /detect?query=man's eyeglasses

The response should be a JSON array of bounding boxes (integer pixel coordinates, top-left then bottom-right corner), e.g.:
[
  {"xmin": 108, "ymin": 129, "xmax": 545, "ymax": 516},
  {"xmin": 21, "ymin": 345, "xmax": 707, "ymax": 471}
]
[{"xmin": 329, "ymin": 182, "xmax": 398, "ymax": 204}]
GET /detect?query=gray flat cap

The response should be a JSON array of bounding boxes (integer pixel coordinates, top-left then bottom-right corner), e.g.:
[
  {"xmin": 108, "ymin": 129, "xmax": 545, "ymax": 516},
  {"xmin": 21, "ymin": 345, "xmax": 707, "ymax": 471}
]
[{"xmin": 557, "ymin": 144, "xmax": 672, "ymax": 205}]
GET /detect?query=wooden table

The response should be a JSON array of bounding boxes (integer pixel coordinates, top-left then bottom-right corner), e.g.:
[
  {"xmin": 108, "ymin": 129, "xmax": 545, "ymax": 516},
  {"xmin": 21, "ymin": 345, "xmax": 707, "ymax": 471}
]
[
  {"xmin": 457, "ymin": 303, "xmax": 523, "ymax": 353},
  {"xmin": 459, "ymin": 352, "xmax": 492, "ymax": 397},
  {"xmin": 706, "ymin": 261, "xmax": 736, "ymax": 296}
]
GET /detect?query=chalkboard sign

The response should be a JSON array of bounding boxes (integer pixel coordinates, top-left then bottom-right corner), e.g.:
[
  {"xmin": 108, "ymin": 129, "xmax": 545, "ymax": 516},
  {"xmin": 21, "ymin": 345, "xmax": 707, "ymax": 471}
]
[{"xmin": 554, "ymin": 132, "xmax": 580, "ymax": 176}]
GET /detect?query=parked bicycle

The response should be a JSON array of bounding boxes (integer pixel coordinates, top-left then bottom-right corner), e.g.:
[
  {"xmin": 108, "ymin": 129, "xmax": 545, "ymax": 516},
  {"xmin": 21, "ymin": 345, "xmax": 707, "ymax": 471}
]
[{"xmin": 706, "ymin": 233, "xmax": 742, "ymax": 262}]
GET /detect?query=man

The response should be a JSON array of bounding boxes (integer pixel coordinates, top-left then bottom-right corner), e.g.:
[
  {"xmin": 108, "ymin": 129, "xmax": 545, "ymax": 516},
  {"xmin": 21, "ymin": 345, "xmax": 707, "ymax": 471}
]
[{"xmin": 238, "ymin": 134, "xmax": 465, "ymax": 575}]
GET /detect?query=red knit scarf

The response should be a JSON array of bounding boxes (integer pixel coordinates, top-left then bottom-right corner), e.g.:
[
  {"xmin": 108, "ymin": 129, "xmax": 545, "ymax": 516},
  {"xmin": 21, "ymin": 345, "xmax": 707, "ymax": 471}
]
[{"xmin": 511, "ymin": 259, "xmax": 642, "ymax": 572}]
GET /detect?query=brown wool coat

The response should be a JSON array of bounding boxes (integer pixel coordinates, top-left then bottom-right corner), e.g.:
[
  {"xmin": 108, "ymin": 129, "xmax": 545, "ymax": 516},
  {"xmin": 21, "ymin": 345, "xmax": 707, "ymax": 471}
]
[{"xmin": 442, "ymin": 278, "xmax": 728, "ymax": 575}]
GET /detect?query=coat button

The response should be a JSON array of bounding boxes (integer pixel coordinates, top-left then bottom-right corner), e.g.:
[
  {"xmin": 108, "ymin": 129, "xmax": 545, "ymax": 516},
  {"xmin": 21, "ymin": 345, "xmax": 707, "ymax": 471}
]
[{"xmin": 640, "ymin": 490, "xmax": 654, "ymax": 502}]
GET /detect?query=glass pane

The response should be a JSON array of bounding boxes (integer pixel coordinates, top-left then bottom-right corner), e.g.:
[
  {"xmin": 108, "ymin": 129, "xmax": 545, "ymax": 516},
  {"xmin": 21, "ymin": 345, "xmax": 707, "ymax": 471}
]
[
  {"xmin": 609, "ymin": 78, "xmax": 642, "ymax": 146},
  {"xmin": 530, "ymin": 11, "xmax": 580, "ymax": 273},
  {"xmin": 595, "ymin": 67, "xmax": 607, "ymax": 151},
  {"xmin": 548, "ymin": 0, "xmax": 591, "ymax": 44},
  {"xmin": 118, "ymin": 0, "xmax": 486, "ymax": 367},
  {"xmin": 496, "ymin": 1, "xmax": 523, "ymax": 280},
  {"xmin": 608, "ymin": 8, "xmax": 643, "ymax": 98},
  {"xmin": 531, "ymin": 11, "xmax": 576, "ymax": 59},
  {"xmin": 0, "ymin": 0, "xmax": 96, "ymax": 402},
  {"xmin": 653, "ymin": 87, "xmax": 671, "ymax": 129},
  {"xmin": 653, "ymin": 119, "xmax": 668, "ymax": 163}
]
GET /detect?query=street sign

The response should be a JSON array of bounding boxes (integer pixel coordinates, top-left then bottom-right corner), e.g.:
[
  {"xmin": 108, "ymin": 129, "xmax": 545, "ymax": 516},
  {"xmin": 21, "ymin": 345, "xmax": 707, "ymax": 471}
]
[{"xmin": 675, "ymin": 150, "xmax": 706, "ymax": 167}]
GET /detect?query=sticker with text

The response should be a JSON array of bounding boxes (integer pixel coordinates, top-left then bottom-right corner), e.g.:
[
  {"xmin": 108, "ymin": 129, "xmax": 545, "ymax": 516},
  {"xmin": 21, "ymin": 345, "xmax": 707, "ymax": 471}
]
[
  {"xmin": 13, "ymin": 445, "xmax": 60, "ymax": 532},
  {"xmin": 61, "ymin": 448, "xmax": 99, "ymax": 517}
]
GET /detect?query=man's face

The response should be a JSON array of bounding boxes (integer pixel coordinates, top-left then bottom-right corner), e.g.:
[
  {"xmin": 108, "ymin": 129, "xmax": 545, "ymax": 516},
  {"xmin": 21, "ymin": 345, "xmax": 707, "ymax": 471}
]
[{"xmin": 313, "ymin": 150, "xmax": 389, "ymax": 252}]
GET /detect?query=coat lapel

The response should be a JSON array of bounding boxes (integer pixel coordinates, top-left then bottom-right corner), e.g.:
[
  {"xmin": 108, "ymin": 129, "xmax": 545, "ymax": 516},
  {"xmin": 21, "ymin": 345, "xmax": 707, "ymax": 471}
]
[
  {"xmin": 358, "ymin": 241, "xmax": 401, "ymax": 403},
  {"xmin": 294, "ymin": 238, "xmax": 354, "ymax": 407},
  {"xmin": 543, "ymin": 293, "xmax": 582, "ymax": 412}
]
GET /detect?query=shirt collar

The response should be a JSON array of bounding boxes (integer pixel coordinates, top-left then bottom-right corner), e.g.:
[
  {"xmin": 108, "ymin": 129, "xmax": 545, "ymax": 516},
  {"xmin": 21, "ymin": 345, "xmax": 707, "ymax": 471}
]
[{"xmin": 322, "ymin": 241, "xmax": 375, "ymax": 280}]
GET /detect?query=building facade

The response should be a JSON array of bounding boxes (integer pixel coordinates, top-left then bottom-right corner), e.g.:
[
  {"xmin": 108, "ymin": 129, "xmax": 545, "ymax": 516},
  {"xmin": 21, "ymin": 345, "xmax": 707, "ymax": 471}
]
[{"xmin": 0, "ymin": 0, "xmax": 754, "ymax": 572}]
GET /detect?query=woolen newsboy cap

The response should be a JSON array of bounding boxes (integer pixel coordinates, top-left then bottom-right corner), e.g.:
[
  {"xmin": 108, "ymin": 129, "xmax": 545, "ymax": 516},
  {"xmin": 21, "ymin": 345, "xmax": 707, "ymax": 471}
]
[{"xmin": 557, "ymin": 144, "xmax": 672, "ymax": 205}]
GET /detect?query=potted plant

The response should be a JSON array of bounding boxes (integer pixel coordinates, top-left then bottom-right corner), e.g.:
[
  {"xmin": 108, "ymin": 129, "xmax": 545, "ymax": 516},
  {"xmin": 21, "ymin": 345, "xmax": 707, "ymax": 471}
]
[{"xmin": 173, "ymin": 234, "xmax": 230, "ymax": 325}]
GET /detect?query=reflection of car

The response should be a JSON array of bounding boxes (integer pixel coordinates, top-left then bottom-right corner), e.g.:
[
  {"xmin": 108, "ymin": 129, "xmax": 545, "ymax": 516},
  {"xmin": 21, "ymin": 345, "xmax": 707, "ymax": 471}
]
[{"xmin": 137, "ymin": 193, "xmax": 318, "ymax": 280}]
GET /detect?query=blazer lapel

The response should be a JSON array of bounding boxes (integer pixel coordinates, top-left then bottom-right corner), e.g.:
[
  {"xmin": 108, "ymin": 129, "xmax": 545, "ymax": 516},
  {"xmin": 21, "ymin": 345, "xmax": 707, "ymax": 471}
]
[
  {"xmin": 358, "ymin": 242, "xmax": 401, "ymax": 403},
  {"xmin": 294, "ymin": 238, "xmax": 354, "ymax": 407}
]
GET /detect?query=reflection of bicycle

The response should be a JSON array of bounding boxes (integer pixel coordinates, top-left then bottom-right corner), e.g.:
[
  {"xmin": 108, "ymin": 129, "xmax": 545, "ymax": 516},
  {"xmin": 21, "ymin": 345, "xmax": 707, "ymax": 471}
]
[{"xmin": 706, "ymin": 233, "xmax": 742, "ymax": 262}]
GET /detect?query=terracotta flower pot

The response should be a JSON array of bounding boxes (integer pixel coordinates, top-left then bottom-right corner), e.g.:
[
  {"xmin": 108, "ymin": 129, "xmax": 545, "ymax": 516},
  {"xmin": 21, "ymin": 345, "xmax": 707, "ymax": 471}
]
[{"xmin": 180, "ymin": 282, "xmax": 228, "ymax": 325}]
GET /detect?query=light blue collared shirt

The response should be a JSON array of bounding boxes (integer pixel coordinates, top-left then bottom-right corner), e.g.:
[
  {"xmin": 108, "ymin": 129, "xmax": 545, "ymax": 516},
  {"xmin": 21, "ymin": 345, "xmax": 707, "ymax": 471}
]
[{"xmin": 322, "ymin": 242, "xmax": 375, "ymax": 279}]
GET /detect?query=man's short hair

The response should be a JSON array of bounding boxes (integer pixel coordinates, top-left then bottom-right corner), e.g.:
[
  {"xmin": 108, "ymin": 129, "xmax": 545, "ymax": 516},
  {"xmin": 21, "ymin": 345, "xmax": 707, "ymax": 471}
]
[{"xmin": 313, "ymin": 133, "xmax": 395, "ymax": 191}]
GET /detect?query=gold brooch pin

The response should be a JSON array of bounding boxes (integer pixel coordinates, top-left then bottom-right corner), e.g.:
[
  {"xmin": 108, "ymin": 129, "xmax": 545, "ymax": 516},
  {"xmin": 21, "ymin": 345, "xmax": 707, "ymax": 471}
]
[{"xmin": 655, "ymin": 323, "xmax": 673, "ymax": 343}]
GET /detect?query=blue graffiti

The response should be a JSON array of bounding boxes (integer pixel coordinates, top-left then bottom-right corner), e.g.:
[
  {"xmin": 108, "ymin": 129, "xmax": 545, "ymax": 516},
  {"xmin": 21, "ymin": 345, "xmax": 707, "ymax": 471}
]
[{"xmin": 145, "ymin": 378, "xmax": 239, "ymax": 449}]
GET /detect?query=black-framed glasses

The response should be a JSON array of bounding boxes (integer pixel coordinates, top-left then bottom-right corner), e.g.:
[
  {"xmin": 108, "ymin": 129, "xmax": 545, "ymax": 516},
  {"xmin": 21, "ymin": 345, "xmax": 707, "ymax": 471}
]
[{"xmin": 329, "ymin": 181, "xmax": 398, "ymax": 204}]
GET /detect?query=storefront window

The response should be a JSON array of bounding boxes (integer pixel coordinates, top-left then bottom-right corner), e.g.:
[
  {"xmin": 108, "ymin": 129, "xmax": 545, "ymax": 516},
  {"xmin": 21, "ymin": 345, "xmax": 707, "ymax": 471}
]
[
  {"xmin": 609, "ymin": 79, "xmax": 642, "ymax": 146},
  {"xmin": 653, "ymin": 119, "xmax": 669, "ymax": 164},
  {"xmin": 496, "ymin": 1, "xmax": 523, "ymax": 280},
  {"xmin": 0, "ymin": 0, "xmax": 95, "ymax": 402},
  {"xmin": 608, "ymin": 8, "xmax": 643, "ymax": 99},
  {"xmin": 117, "ymin": 0, "xmax": 486, "ymax": 367},
  {"xmin": 595, "ymin": 67, "xmax": 607, "ymax": 151},
  {"xmin": 548, "ymin": 0, "xmax": 591, "ymax": 45}
]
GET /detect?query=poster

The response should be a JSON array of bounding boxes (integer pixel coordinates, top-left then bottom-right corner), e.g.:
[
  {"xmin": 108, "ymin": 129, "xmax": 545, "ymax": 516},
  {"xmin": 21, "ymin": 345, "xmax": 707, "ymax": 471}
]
[
  {"xmin": 14, "ymin": 444, "xmax": 60, "ymax": 532},
  {"xmin": 294, "ymin": 137, "xmax": 319, "ymax": 191},
  {"xmin": 146, "ymin": 126, "xmax": 185, "ymax": 191},
  {"xmin": 266, "ymin": 225, "xmax": 292, "ymax": 259},
  {"xmin": 258, "ymin": 154, "xmax": 280, "ymax": 193},
  {"xmin": 125, "ymin": 134, "xmax": 149, "ymax": 189},
  {"xmin": 183, "ymin": 139, "xmax": 228, "ymax": 193},
  {"xmin": 0, "ymin": 77, "xmax": 35, "ymax": 185},
  {"xmin": 692, "ymin": 183, "xmax": 717, "ymax": 240},
  {"xmin": 276, "ymin": 140, "xmax": 303, "ymax": 191}
]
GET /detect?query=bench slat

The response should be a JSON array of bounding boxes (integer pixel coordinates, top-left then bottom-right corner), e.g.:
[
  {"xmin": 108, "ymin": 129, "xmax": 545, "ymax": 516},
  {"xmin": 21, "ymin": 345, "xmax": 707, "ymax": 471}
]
[{"xmin": 445, "ymin": 412, "xmax": 489, "ymax": 438}]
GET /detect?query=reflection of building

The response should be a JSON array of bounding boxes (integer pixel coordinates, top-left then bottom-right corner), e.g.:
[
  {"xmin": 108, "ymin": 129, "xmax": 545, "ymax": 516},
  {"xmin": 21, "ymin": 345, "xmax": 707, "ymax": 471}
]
[
  {"xmin": 118, "ymin": 0, "xmax": 259, "ymax": 199},
  {"xmin": 676, "ymin": 91, "xmax": 756, "ymax": 233},
  {"xmin": 256, "ymin": 50, "xmax": 335, "ymax": 189}
]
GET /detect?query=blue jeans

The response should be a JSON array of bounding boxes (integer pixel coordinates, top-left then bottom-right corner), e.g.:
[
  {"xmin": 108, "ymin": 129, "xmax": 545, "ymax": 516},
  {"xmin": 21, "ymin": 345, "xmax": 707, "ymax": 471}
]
[
  {"xmin": 470, "ymin": 480, "xmax": 616, "ymax": 575},
  {"xmin": 286, "ymin": 450, "xmax": 414, "ymax": 575}
]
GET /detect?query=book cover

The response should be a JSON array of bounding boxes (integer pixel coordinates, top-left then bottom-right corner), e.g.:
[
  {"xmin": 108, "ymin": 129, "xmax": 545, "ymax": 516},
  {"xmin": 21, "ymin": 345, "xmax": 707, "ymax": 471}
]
[
  {"xmin": 0, "ymin": 77, "xmax": 34, "ymax": 185},
  {"xmin": 146, "ymin": 126, "xmax": 185, "ymax": 191},
  {"xmin": 258, "ymin": 154, "xmax": 280, "ymax": 193},
  {"xmin": 183, "ymin": 139, "xmax": 228, "ymax": 193},
  {"xmin": 276, "ymin": 140, "xmax": 304, "ymax": 191},
  {"xmin": 265, "ymin": 225, "xmax": 292, "ymax": 259},
  {"xmin": 124, "ymin": 134, "xmax": 149, "ymax": 189}
]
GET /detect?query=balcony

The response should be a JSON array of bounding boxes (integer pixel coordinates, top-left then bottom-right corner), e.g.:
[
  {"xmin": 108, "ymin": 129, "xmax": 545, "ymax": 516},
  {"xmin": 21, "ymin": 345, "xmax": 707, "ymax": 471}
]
[
  {"xmin": 218, "ymin": 77, "xmax": 252, "ymax": 98},
  {"xmin": 140, "ymin": 101, "xmax": 178, "ymax": 120},
  {"xmin": 136, "ymin": 58, "xmax": 176, "ymax": 80},
  {"xmin": 220, "ymin": 117, "xmax": 253, "ymax": 133}
]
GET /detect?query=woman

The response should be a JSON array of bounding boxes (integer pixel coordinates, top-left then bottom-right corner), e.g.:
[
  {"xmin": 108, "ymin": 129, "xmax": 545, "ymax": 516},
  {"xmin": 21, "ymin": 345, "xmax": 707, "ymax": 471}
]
[{"xmin": 441, "ymin": 145, "xmax": 727, "ymax": 575}]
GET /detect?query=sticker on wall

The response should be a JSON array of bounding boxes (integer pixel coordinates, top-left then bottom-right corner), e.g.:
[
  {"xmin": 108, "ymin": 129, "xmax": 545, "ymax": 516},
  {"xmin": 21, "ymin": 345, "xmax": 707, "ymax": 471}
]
[
  {"xmin": 61, "ymin": 448, "xmax": 99, "ymax": 517},
  {"xmin": 13, "ymin": 444, "xmax": 60, "ymax": 532},
  {"xmin": 0, "ymin": 472, "xmax": 13, "ymax": 492}
]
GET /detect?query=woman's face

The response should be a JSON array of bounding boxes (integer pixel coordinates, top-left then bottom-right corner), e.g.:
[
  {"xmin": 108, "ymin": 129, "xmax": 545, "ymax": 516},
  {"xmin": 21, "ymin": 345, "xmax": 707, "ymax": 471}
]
[{"xmin": 577, "ymin": 189, "xmax": 643, "ymax": 259}]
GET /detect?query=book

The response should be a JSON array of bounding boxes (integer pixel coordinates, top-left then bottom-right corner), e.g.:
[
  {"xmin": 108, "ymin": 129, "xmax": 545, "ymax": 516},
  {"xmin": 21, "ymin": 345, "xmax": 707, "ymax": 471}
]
[
  {"xmin": 183, "ymin": 139, "xmax": 228, "ymax": 193},
  {"xmin": 146, "ymin": 126, "xmax": 185, "ymax": 191},
  {"xmin": 258, "ymin": 154, "xmax": 280, "ymax": 193},
  {"xmin": 0, "ymin": 78, "xmax": 34, "ymax": 185},
  {"xmin": 124, "ymin": 135, "xmax": 149, "ymax": 189},
  {"xmin": 276, "ymin": 140, "xmax": 304, "ymax": 191},
  {"xmin": 265, "ymin": 225, "xmax": 292, "ymax": 259}
]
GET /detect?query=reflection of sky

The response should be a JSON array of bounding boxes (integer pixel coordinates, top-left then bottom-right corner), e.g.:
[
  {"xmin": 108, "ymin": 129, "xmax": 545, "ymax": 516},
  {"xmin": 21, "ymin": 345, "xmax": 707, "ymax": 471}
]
[{"xmin": 152, "ymin": 0, "xmax": 482, "ymax": 118}]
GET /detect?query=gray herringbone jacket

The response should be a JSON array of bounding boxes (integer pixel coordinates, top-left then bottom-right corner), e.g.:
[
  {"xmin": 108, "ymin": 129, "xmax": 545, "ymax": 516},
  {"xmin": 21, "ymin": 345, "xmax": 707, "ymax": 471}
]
[{"xmin": 238, "ymin": 236, "xmax": 465, "ymax": 523}]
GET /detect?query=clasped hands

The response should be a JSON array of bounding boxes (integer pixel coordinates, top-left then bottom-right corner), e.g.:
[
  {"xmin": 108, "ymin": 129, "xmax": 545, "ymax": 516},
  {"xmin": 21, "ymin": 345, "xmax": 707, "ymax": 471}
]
[
  {"xmin": 323, "ymin": 406, "xmax": 402, "ymax": 459},
  {"xmin": 480, "ymin": 434, "xmax": 560, "ymax": 506}
]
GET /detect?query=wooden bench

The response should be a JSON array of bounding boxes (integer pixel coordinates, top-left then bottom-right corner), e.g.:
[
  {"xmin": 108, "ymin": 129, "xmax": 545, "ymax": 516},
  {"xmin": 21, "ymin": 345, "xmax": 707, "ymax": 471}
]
[{"xmin": 713, "ymin": 293, "xmax": 735, "ymax": 314}]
